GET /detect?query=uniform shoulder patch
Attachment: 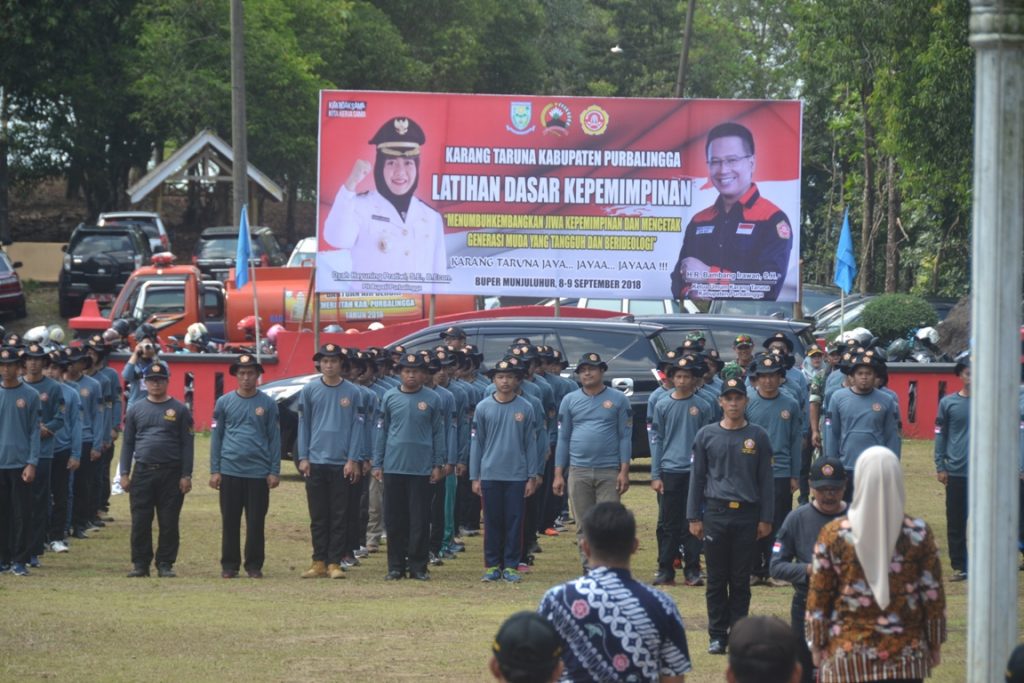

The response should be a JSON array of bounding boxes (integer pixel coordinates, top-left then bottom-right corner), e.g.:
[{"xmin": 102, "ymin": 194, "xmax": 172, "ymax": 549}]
[{"xmin": 776, "ymin": 220, "xmax": 791, "ymax": 239}]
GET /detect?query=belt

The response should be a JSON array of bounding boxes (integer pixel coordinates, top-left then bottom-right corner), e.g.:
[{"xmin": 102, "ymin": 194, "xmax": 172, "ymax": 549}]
[
  {"xmin": 706, "ymin": 498, "xmax": 756, "ymax": 511},
  {"xmin": 136, "ymin": 462, "xmax": 181, "ymax": 471}
]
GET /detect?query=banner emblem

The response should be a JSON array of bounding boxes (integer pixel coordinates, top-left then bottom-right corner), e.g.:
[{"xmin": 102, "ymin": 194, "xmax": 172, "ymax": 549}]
[{"xmin": 506, "ymin": 101, "xmax": 535, "ymax": 135}]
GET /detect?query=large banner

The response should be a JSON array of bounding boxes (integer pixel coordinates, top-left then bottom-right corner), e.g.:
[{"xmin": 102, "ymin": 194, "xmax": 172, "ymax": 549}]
[{"xmin": 317, "ymin": 91, "xmax": 802, "ymax": 301}]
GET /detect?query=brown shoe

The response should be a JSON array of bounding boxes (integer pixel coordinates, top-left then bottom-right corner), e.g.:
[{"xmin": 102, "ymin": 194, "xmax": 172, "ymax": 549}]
[
  {"xmin": 301, "ymin": 560, "xmax": 327, "ymax": 578},
  {"xmin": 327, "ymin": 563, "xmax": 346, "ymax": 579}
]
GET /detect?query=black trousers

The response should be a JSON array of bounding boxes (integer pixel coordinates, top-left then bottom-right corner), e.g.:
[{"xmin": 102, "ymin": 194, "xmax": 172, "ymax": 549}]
[
  {"xmin": 72, "ymin": 444, "xmax": 98, "ymax": 531},
  {"xmin": 49, "ymin": 450, "xmax": 72, "ymax": 541},
  {"xmin": 656, "ymin": 471, "xmax": 702, "ymax": 579},
  {"xmin": 357, "ymin": 474, "xmax": 370, "ymax": 549},
  {"xmin": 384, "ymin": 473, "xmax": 431, "ymax": 575},
  {"xmin": 219, "ymin": 474, "xmax": 269, "ymax": 573},
  {"xmin": 842, "ymin": 469, "xmax": 856, "ymax": 504},
  {"xmin": 129, "ymin": 465, "xmax": 185, "ymax": 568},
  {"xmin": 520, "ymin": 486, "xmax": 540, "ymax": 563},
  {"xmin": 457, "ymin": 474, "xmax": 480, "ymax": 530},
  {"xmin": 343, "ymin": 476, "xmax": 362, "ymax": 557},
  {"xmin": 539, "ymin": 453, "xmax": 562, "ymax": 531},
  {"xmin": 429, "ymin": 479, "xmax": 445, "ymax": 554},
  {"xmin": 0, "ymin": 467, "xmax": 33, "ymax": 565},
  {"xmin": 790, "ymin": 589, "xmax": 815, "ymax": 683},
  {"xmin": 99, "ymin": 442, "xmax": 115, "ymax": 510},
  {"xmin": 29, "ymin": 458, "xmax": 52, "ymax": 556},
  {"xmin": 798, "ymin": 436, "xmax": 813, "ymax": 504},
  {"xmin": 703, "ymin": 503, "xmax": 759, "ymax": 641},
  {"xmin": 945, "ymin": 475, "xmax": 968, "ymax": 572},
  {"xmin": 304, "ymin": 463, "xmax": 349, "ymax": 565},
  {"xmin": 755, "ymin": 478, "xmax": 794, "ymax": 577}
]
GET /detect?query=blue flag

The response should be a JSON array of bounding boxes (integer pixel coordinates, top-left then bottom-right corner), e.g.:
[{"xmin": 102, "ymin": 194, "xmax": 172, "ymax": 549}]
[
  {"xmin": 235, "ymin": 204, "xmax": 251, "ymax": 289},
  {"xmin": 833, "ymin": 207, "xmax": 857, "ymax": 294}
]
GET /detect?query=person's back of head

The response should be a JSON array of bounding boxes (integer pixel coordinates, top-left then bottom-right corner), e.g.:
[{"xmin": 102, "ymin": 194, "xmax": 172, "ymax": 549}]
[
  {"xmin": 726, "ymin": 616, "xmax": 800, "ymax": 683},
  {"xmin": 1007, "ymin": 642, "xmax": 1024, "ymax": 683},
  {"xmin": 490, "ymin": 611, "xmax": 563, "ymax": 683},
  {"xmin": 582, "ymin": 502, "xmax": 636, "ymax": 566}
]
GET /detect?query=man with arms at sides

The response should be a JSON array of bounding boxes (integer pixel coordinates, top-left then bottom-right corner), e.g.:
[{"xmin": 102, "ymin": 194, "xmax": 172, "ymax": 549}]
[
  {"xmin": 0, "ymin": 346, "xmax": 41, "ymax": 576},
  {"xmin": 539, "ymin": 502, "xmax": 692, "ymax": 682},
  {"xmin": 671, "ymin": 122, "xmax": 793, "ymax": 301},
  {"xmin": 770, "ymin": 458, "xmax": 848, "ymax": 683},
  {"xmin": 209, "ymin": 354, "xmax": 281, "ymax": 579},
  {"xmin": 934, "ymin": 354, "xmax": 970, "ymax": 582}
]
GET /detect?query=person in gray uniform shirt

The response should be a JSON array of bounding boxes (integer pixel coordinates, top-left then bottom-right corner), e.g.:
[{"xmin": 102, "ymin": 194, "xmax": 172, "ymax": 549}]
[
  {"xmin": 119, "ymin": 362, "xmax": 194, "ymax": 578},
  {"xmin": 0, "ymin": 346, "xmax": 41, "ymax": 576},
  {"xmin": 770, "ymin": 457, "xmax": 848, "ymax": 683},
  {"xmin": 688, "ymin": 377, "xmax": 774, "ymax": 656},
  {"xmin": 934, "ymin": 354, "xmax": 970, "ymax": 582},
  {"xmin": 209, "ymin": 354, "xmax": 281, "ymax": 579},
  {"xmin": 296, "ymin": 344, "xmax": 364, "ymax": 580},
  {"xmin": 746, "ymin": 353, "xmax": 802, "ymax": 586},
  {"xmin": 551, "ymin": 352, "xmax": 632, "ymax": 569}
]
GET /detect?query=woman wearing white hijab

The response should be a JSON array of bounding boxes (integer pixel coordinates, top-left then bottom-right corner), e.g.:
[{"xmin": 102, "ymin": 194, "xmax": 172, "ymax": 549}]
[{"xmin": 805, "ymin": 446, "xmax": 946, "ymax": 682}]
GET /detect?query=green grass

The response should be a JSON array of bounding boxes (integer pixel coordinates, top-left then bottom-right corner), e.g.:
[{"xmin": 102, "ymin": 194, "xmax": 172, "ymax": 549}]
[{"xmin": 0, "ymin": 439, "xmax": 1019, "ymax": 682}]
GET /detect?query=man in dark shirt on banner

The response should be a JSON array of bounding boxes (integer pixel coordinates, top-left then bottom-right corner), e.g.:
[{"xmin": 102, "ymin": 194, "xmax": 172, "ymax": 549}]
[
  {"xmin": 671, "ymin": 122, "xmax": 793, "ymax": 301},
  {"xmin": 119, "ymin": 362, "xmax": 194, "ymax": 578}
]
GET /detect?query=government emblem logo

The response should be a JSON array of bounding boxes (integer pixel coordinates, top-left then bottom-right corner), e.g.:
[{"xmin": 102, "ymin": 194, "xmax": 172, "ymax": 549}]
[
  {"xmin": 514, "ymin": 412, "xmax": 525, "ymax": 422},
  {"xmin": 872, "ymin": 403, "xmax": 882, "ymax": 412},
  {"xmin": 602, "ymin": 400, "xmax": 613, "ymax": 409},
  {"xmin": 255, "ymin": 406, "xmax": 265, "ymax": 416},
  {"xmin": 506, "ymin": 101, "xmax": 535, "ymax": 135},
  {"xmin": 16, "ymin": 398, "xmax": 25, "ymax": 408},
  {"xmin": 541, "ymin": 103, "xmax": 571, "ymax": 136},
  {"xmin": 821, "ymin": 464, "xmax": 835, "ymax": 477},
  {"xmin": 689, "ymin": 406, "xmax": 699, "ymax": 416},
  {"xmin": 341, "ymin": 397, "xmax": 351, "ymax": 408},
  {"xmin": 743, "ymin": 439, "xmax": 755, "ymax": 449},
  {"xmin": 417, "ymin": 401, "xmax": 428, "ymax": 411},
  {"xmin": 580, "ymin": 105, "xmax": 609, "ymax": 135},
  {"xmin": 780, "ymin": 410, "xmax": 791, "ymax": 420}
]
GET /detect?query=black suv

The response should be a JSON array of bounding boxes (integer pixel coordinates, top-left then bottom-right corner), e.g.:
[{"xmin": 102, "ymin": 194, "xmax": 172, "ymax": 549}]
[
  {"xmin": 59, "ymin": 224, "xmax": 152, "ymax": 318},
  {"xmin": 260, "ymin": 316, "xmax": 671, "ymax": 461},
  {"xmin": 633, "ymin": 313, "xmax": 817, "ymax": 361},
  {"xmin": 192, "ymin": 225, "xmax": 287, "ymax": 281}
]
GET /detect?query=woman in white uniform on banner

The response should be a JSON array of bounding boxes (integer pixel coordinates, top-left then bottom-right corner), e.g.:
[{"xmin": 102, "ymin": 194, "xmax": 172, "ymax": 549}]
[{"xmin": 323, "ymin": 116, "xmax": 447, "ymax": 285}]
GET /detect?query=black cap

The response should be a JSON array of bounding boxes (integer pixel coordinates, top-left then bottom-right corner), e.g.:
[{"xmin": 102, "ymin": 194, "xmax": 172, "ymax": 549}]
[
  {"xmin": 229, "ymin": 353, "xmax": 264, "ymax": 376},
  {"xmin": 22, "ymin": 343, "xmax": 49, "ymax": 360},
  {"xmin": 485, "ymin": 357, "xmax": 526, "ymax": 378},
  {"xmin": 954, "ymin": 352, "xmax": 970, "ymax": 376},
  {"xmin": 720, "ymin": 377, "xmax": 747, "ymax": 397},
  {"xmin": 492, "ymin": 612, "xmax": 563, "ymax": 680},
  {"xmin": 750, "ymin": 353, "xmax": 786, "ymax": 376},
  {"xmin": 705, "ymin": 348, "xmax": 724, "ymax": 368},
  {"xmin": 667, "ymin": 356, "xmax": 701, "ymax": 376},
  {"xmin": 368, "ymin": 116, "xmax": 425, "ymax": 157},
  {"xmin": 143, "ymin": 362, "xmax": 170, "ymax": 380},
  {"xmin": 0, "ymin": 346, "xmax": 21, "ymax": 364},
  {"xmin": 65, "ymin": 347, "xmax": 92, "ymax": 368},
  {"xmin": 727, "ymin": 616, "xmax": 798, "ymax": 683},
  {"xmin": 574, "ymin": 352, "xmax": 608, "ymax": 373},
  {"xmin": 439, "ymin": 325, "xmax": 466, "ymax": 340},
  {"xmin": 512, "ymin": 336, "xmax": 532, "ymax": 346},
  {"xmin": 809, "ymin": 457, "xmax": 847, "ymax": 488},
  {"xmin": 434, "ymin": 348, "xmax": 456, "ymax": 367},
  {"xmin": 763, "ymin": 332, "xmax": 794, "ymax": 352},
  {"xmin": 395, "ymin": 352, "xmax": 428, "ymax": 370},
  {"xmin": 313, "ymin": 343, "xmax": 345, "ymax": 362}
]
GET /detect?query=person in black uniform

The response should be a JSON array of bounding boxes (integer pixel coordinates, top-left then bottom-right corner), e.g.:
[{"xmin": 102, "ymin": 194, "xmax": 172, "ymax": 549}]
[
  {"xmin": 671, "ymin": 122, "xmax": 793, "ymax": 301},
  {"xmin": 688, "ymin": 377, "xmax": 774, "ymax": 655},
  {"xmin": 118, "ymin": 362, "xmax": 194, "ymax": 578}
]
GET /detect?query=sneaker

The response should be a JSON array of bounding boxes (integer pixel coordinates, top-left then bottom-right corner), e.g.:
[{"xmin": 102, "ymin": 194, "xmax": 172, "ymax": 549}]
[
  {"xmin": 428, "ymin": 552, "xmax": 444, "ymax": 567},
  {"xmin": 439, "ymin": 549, "xmax": 458, "ymax": 560},
  {"xmin": 449, "ymin": 541, "xmax": 465, "ymax": 553},
  {"xmin": 516, "ymin": 562, "xmax": 531, "ymax": 574},
  {"xmin": 89, "ymin": 518, "xmax": 106, "ymax": 528},
  {"xmin": 502, "ymin": 568, "xmax": 523, "ymax": 583},
  {"xmin": 365, "ymin": 544, "xmax": 380, "ymax": 554},
  {"xmin": 684, "ymin": 574, "xmax": 705, "ymax": 587},
  {"xmin": 71, "ymin": 528, "xmax": 89, "ymax": 540},
  {"xmin": 708, "ymin": 640, "xmax": 727, "ymax": 655},
  {"xmin": 553, "ymin": 521, "xmax": 568, "ymax": 532},
  {"xmin": 126, "ymin": 565, "xmax": 150, "ymax": 578},
  {"xmin": 49, "ymin": 541, "xmax": 69, "ymax": 554},
  {"xmin": 652, "ymin": 572, "xmax": 676, "ymax": 586},
  {"xmin": 354, "ymin": 546, "xmax": 369, "ymax": 559},
  {"xmin": 111, "ymin": 481, "xmax": 124, "ymax": 496},
  {"xmin": 543, "ymin": 527, "xmax": 560, "ymax": 537},
  {"xmin": 29, "ymin": 556, "xmax": 40, "ymax": 568},
  {"xmin": 950, "ymin": 570, "xmax": 968, "ymax": 582},
  {"xmin": 750, "ymin": 575, "xmax": 770, "ymax": 587},
  {"xmin": 221, "ymin": 570, "xmax": 239, "ymax": 579},
  {"xmin": 458, "ymin": 526, "xmax": 480, "ymax": 537},
  {"xmin": 247, "ymin": 570, "xmax": 263, "ymax": 579},
  {"xmin": 157, "ymin": 565, "xmax": 176, "ymax": 578},
  {"xmin": 481, "ymin": 567, "xmax": 502, "ymax": 582},
  {"xmin": 0, "ymin": 562, "xmax": 10, "ymax": 573},
  {"xmin": 768, "ymin": 578, "xmax": 790, "ymax": 588},
  {"xmin": 340, "ymin": 556, "xmax": 359, "ymax": 569},
  {"xmin": 98, "ymin": 514, "xmax": 115, "ymax": 523},
  {"xmin": 11, "ymin": 563, "xmax": 30, "ymax": 576}
]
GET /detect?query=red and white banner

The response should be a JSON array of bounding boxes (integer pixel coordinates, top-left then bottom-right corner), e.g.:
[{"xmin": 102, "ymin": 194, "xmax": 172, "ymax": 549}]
[{"xmin": 317, "ymin": 91, "xmax": 802, "ymax": 301}]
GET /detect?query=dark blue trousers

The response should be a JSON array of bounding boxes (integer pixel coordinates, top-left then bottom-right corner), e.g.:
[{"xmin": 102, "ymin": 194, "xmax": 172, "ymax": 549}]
[{"xmin": 481, "ymin": 479, "xmax": 526, "ymax": 570}]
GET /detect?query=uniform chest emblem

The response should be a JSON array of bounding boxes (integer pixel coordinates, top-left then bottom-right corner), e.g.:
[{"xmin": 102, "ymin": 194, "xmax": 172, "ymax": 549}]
[
  {"xmin": 80, "ymin": 388, "xmax": 89, "ymax": 398},
  {"xmin": 514, "ymin": 412, "xmax": 525, "ymax": 422},
  {"xmin": 340, "ymin": 397, "xmax": 351, "ymax": 408},
  {"xmin": 689, "ymin": 406, "xmax": 699, "ymax": 416},
  {"xmin": 780, "ymin": 410, "xmax": 791, "ymax": 420},
  {"xmin": 417, "ymin": 401, "xmax": 428, "ymax": 411},
  {"xmin": 741, "ymin": 438, "xmax": 756, "ymax": 454},
  {"xmin": 743, "ymin": 438, "xmax": 755, "ymax": 449},
  {"xmin": 695, "ymin": 225, "xmax": 714, "ymax": 236},
  {"xmin": 255, "ymin": 406, "xmax": 265, "ymax": 416},
  {"xmin": 16, "ymin": 398, "xmax": 26, "ymax": 408},
  {"xmin": 872, "ymin": 403, "xmax": 882, "ymax": 412},
  {"xmin": 39, "ymin": 392, "xmax": 48, "ymax": 402},
  {"xmin": 776, "ymin": 220, "xmax": 791, "ymax": 239},
  {"xmin": 736, "ymin": 222, "xmax": 755, "ymax": 236},
  {"xmin": 164, "ymin": 408, "xmax": 177, "ymax": 422},
  {"xmin": 602, "ymin": 400, "xmax": 613, "ymax": 409}
]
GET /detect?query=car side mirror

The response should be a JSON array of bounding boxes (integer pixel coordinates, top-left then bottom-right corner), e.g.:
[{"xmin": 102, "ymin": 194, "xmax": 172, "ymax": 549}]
[{"xmin": 11, "ymin": 261, "xmax": 23, "ymax": 269}]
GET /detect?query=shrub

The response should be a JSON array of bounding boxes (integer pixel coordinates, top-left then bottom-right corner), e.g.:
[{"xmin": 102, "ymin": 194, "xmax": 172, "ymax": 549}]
[{"xmin": 859, "ymin": 293, "xmax": 939, "ymax": 344}]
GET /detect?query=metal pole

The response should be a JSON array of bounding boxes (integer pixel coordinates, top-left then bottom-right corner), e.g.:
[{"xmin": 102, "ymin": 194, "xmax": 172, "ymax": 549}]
[
  {"xmin": 674, "ymin": 0, "xmax": 696, "ymax": 98},
  {"xmin": 429, "ymin": 294, "xmax": 436, "ymax": 325},
  {"xmin": 230, "ymin": 0, "xmax": 248, "ymax": 231},
  {"xmin": 967, "ymin": 2, "xmax": 1023, "ymax": 681}
]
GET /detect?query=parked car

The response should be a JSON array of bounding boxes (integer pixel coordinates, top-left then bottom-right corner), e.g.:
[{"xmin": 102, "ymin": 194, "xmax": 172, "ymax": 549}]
[
  {"xmin": 261, "ymin": 316, "xmax": 672, "ymax": 461},
  {"xmin": 286, "ymin": 236, "xmax": 316, "ymax": 267},
  {"xmin": 633, "ymin": 313, "xmax": 817, "ymax": 362},
  {"xmin": 0, "ymin": 249, "xmax": 26, "ymax": 318},
  {"xmin": 707, "ymin": 283, "xmax": 841, "ymax": 320},
  {"xmin": 58, "ymin": 224, "xmax": 152, "ymax": 318},
  {"xmin": 192, "ymin": 225, "xmax": 288, "ymax": 281},
  {"xmin": 541, "ymin": 297, "xmax": 700, "ymax": 315},
  {"xmin": 812, "ymin": 295, "xmax": 957, "ymax": 342},
  {"xmin": 97, "ymin": 211, "xmax": 171, "ymax": 254}
]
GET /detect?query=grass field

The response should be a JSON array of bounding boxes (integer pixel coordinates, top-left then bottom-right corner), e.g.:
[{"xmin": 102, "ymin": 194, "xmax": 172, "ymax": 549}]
[{"xmin": 0, "ymin": 438, "xmax": 1020, "ymax": 682}]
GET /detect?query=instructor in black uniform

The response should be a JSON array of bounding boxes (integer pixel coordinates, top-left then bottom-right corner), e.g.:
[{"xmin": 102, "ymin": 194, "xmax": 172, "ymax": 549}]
[{"xmin": 687, "ymin": 377, "xmax": 774, "ymax": 656}]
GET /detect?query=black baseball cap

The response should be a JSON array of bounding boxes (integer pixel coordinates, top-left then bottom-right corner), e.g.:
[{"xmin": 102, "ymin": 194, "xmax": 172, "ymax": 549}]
[
  {"xmin": 143, "ymin": 363, "xmax": 170, "ymax": 381},
  {"xmin": 574, "ymin": 352, "xmax": 608, "ymax": 373},
  {"xmin": 439, "ymin": 325, "xmax": 466, "ymax": 340},
  {"xmin": 809, "ymin": 457, "xmax": 847, "ymax": 488},
  {"xmin": 727, "ymin": 616, "xmax": 798, "ymax": 683},
  {"xmin": 492, "ymin": 612, "xmax": 563, "ymax": 681},
  {"xmin": 763, "ymin": 332, "xmax": 794, "ymax": 352},
  {"xmin": 750, "ymin": 353, "xmax": 785, "ymax": 376},
  {"xmin": 720, "ymin": 377, "xmax": 747, "ymax": 397}
]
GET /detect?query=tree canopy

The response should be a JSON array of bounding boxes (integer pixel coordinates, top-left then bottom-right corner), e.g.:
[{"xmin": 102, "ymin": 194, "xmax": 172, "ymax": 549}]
[{"xmin": 0, "ymin": 0, "xmax": 973, "ymax": 296}]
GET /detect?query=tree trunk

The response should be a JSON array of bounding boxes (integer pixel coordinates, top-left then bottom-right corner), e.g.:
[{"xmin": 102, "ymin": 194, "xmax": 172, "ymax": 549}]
[
  {"xmin": 285, "ymin": 179, "xmax": 296, "ymax": 244},
  {"xmin": 0, "ymin": 87, "xmax": 10, "ymax": 245},
  {"xmin": 858, "ymin": 92, "xmax": 875, "ymax": 294},
  {"xmin": 885, "ymin": 156, "xmax": 898, "ymax": 293}
]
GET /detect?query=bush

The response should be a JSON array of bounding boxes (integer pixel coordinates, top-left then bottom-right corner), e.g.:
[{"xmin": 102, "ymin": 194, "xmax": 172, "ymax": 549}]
[{"xmin": 859, "ymin": 293, "xmax": 939, "ymax": 344}]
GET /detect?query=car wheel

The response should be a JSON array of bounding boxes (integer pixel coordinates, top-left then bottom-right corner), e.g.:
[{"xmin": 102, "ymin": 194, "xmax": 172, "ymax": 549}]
[
  {"xmin": 58, "ymin": 295, "xmax": 81, "ymax": 319},
  {"xmin": 14, "ymin": 304, "xmax": 27, "ymax": 319}
]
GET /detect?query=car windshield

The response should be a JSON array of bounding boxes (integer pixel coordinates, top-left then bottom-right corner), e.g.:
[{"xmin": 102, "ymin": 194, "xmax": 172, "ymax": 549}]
[
  {"xmin": 73, "ymin": 234, "xmax": 136, "ymax": 257},
  {"xmin": 197, "ymin": 236, "xmax": 264, "ymax": 259},
  {"xmin": 102, "ymin": 218, "xmax": 159, "ymax": 238}
]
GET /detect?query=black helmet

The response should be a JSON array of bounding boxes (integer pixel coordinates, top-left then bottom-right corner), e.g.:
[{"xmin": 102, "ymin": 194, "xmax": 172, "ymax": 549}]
[
  {"xmin": 111, "ymin": 319, "xmax": 132, "ymax": 338},
  {"xmin": 135, "ymin": 322, "xmax": 158, "ymax": 342}
]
